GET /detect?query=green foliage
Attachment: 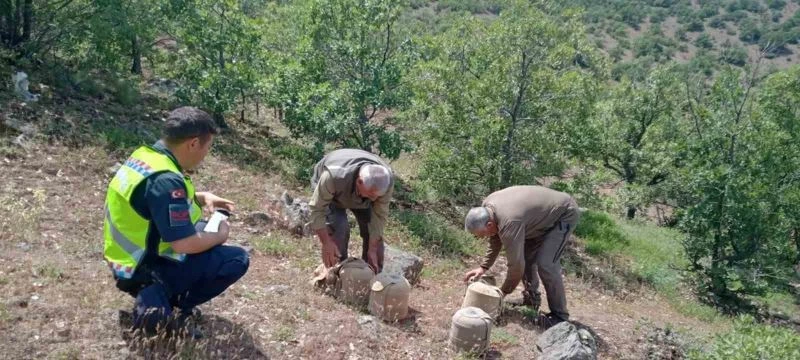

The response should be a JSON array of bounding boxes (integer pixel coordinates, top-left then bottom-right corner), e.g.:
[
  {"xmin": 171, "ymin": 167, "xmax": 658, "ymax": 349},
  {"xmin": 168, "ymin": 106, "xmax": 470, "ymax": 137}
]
[
  {"xmin": 168, "ymin": 0, "xmax": 268, "ymax": 128},
  {"xmin": 435, "ymin": 0, "xmax": 503, "ymax": 14},
  {"xmin": 580, "ymin": 65, "xmax": 684, "ymax": 219},
  {"xmin": 395, "ymin": 209, "xmax": 479, "ymax": 258},
  {"xmin": 694, "ymin": 33, "xmax": 714, "ymax": 49},
  {"xmin": 678, "ymin": 66, "xmax": 800, "ymax": 311},
  {"xmin": 633, "ymin": 34, "xmax": 677, "ymax": 61},
  {"xmin": 574, "ymin": 210, "xmax": 630, "ymax": 256},
  {"xmin": 253, "ymin": 234, "xmax": 295, "ymax": 257},
  {"xmin": 690, "ymin": 316, "xmax": 800, "ymax": 360},
  {"xmin": 738, "ymin": 19, "xmax": 762, "ymax": 43},
  {"xmin": 413, "ymin": 2, "xmax": 605, "ymax": 203},
  {"xmin": 271, "ymin": 0, "xmax": 414, "ymax": 160},
  {"xmin": 719, "ymin": 43, "xmax": 748, "ymax": 66}
]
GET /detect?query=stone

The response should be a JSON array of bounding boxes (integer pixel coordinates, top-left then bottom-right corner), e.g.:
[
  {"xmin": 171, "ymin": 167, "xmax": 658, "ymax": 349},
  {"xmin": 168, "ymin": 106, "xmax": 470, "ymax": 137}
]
[
  {"xmin": 357, "ymin": 315, "xmax": 379, "ymax": 339},
  {"xmin": 357, "ymin": 315, "xmax": 376, "ymax": 325},
  {"xmin": 382, "ymin": 246, "xmax": 424, "ymax": 286},
  {"xmin": 12, "ymin": 71, "xmax": 39, "ymax": 102},
  {"xmin": 537, "ymin": 322, "xmax": 597, "ymax": 360},
  {"xmin": 243, "ymin": 212, "xmax": 273, "ymax": 227},
  {"xmin": 265, "ymin": 285, "xmax": 290, "ymax": 295},
  {"xmin": 281, "ymin": 191, "xmax": 311, "ymax": 236}
]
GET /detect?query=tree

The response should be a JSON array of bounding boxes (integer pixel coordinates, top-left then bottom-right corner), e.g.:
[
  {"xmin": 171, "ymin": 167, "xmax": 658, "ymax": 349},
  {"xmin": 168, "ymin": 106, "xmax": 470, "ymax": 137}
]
[
  {"xmin": 694, "ymin": 33, "xmax": 714, "ymax": 49},
  {"xmin": 270, "ymin": 0, "xmax": 414, "ymax": 160},
  {"xmin": 169, "ymin": 0, "xmax": 267, "ymax": 128},
  {"xmin": 0, "ymin": 0, "xmax": 34, "ymax": 49},
  {"xmin": 89, "ymin": 0, "xmax": 168, "ymax": 75},
  {"xmin": 581, "ymin": 66, "xmax": 684, "ymax": 219},
  {"xmin": 679, "ymin": 60, "xmax": 800, "ymax": 311},
  {"xmin": 412, "ymin": 1, "xmax": 604, "ymax": 203}
]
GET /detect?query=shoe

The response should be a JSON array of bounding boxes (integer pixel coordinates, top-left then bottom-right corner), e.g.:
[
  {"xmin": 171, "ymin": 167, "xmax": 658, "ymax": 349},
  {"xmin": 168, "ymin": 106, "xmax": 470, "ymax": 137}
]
[{"xmin": 537, "ymin": 313, "xmax": 568, "ymax": 329}]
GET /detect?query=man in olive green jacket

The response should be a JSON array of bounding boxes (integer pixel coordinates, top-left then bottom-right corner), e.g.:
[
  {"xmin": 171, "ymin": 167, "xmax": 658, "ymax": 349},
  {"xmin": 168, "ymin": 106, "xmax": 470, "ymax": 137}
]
[
  {"xmin": 308, "ymin": 149, "xmax": 393, "ymax": 273},
  {"xmin": 463, "ymin": 186, "xmax": 580, "ymax": 325}
]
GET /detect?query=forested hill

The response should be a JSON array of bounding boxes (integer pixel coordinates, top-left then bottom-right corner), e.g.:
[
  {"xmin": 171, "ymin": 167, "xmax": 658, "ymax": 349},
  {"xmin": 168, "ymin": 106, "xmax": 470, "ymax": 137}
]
[{"xmin": 415, "ymin": 0, "xmax": 800, "ymax": 75}]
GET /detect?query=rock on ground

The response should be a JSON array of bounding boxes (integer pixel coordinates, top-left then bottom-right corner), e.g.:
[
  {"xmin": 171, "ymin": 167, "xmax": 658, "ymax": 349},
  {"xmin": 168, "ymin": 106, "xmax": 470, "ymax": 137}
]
[
  {"xmin": 382, "ymin": 245, "xmax": 424, "ymax": 286},
  {"xmin": 537, "ymin": 321, "xmax": 597, "ymax": 360}
]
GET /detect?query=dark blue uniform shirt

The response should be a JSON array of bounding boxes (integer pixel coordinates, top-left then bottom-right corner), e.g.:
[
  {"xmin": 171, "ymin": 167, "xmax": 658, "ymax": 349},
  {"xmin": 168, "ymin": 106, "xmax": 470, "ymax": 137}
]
[{"xmin": 129, "ymin": 141, "xmax": 198, "ymax": 263}]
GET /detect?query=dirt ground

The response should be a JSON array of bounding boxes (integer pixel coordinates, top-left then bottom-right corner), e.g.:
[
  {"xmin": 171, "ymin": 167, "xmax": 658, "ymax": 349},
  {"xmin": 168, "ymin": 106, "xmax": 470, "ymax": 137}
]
[{"xmin": 0, "ymin": 141, "xmax": 720, "ymax": 360}]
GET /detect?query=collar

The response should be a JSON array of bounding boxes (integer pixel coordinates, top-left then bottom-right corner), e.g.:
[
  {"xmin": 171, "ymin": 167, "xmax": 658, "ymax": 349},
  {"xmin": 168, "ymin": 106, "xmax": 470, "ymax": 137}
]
[{"xmin": 150, "ymin": 140, "xmax": 184, "ymax": 174}]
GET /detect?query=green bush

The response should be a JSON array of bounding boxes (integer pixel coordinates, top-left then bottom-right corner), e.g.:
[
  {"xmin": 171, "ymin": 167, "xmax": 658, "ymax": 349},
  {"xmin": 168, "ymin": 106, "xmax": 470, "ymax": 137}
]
[
  {"xmin": 113, "ymin": 78, "xmax": 141, "ymax": 106},
  {"xmin": 691, "ymin": 316, "xmax": 800, "ymax": 359},
  {"xmin": 694, "ymin": 33, "xmax": 714, "ymax": 49},
  {"xmin": 101, "ymin": 127, "xmax": 147, "ymax": 151},
  {"xmin": 573, "ymin": 210, "xmax": 630, "ymax": 256},
  {"xmin": 395, "ymin": 209, "xmax": 479, "ymax": 258}
]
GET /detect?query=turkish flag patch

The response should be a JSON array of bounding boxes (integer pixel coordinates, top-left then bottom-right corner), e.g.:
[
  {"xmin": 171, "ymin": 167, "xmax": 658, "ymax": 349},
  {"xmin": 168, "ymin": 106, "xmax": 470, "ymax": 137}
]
[{"xmin": 170, "ymin": 189, "xmax": 186, "ymax": 199}]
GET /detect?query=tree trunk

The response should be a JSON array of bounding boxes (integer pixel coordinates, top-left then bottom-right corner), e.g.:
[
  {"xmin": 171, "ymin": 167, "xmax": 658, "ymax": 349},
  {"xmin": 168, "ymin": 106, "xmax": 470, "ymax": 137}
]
[
  {"xmin": 12, "ymin": 0, "xmax": 22, "ymax": 45},
  {"xmin": 130, "ymin": 34, "xmax": 142, "ymax": 75},
  {"xmin": 500, "ymin": 52, "xmax": 531, "ymax": 188},
  {"xmin": 240, "ymin": 88, "xmax": 246, "ymax": 122},
  {"xmin": 794, "ymin": 228, "xmax": 800, "ymax": 264},
  {"xmin": 213, "ymin": 109, "xmax": 228, "ymax": 129},
  {"xmin": 20, "ymin": 0, "xmax": 30, "ymax": 42},
  {"xmin": 626, "ymin": 206, "xmax": 636, "ymax": 220}
]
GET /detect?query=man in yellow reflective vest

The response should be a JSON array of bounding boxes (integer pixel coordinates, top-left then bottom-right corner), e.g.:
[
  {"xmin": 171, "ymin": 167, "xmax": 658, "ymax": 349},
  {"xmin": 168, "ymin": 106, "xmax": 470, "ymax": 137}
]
[{"xmin": 103, "ymin": 107, "xmax": 249, "ymax": 338}]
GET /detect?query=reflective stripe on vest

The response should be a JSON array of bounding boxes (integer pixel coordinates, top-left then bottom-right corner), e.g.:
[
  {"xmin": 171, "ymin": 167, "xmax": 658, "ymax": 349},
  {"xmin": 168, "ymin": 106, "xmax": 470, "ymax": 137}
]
[{"xmin": 103, "ymin": 146, "xmax": 201, "ymax": 279}]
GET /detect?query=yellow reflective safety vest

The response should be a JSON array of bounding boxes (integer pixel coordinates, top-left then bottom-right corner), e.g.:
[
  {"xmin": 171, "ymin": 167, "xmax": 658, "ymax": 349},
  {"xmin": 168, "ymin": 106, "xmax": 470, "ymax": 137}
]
[{"xmin": 103, "ymin": 146, "xmax": 202, "ymax": 279}]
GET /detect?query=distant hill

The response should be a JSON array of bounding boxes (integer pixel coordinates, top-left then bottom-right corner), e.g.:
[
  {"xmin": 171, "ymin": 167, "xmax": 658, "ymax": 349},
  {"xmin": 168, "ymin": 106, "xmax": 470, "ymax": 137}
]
[{"xmin": 410, "ymin": 0, "xmax": 800, "ymax": 74}]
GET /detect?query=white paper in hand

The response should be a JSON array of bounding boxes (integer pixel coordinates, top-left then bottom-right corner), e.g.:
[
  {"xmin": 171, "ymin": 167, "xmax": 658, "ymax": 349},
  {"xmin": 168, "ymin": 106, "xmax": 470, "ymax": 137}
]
[{"xmin": 204, "ymin": 211, "xmax": 229, "ymax": 233}]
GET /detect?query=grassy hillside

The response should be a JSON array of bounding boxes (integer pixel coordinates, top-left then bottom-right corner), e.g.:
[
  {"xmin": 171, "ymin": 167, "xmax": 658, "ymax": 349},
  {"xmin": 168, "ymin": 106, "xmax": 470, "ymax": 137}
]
[{"xmin": 407, "ymin": 0, "xmax": 800, "ymax": 74}]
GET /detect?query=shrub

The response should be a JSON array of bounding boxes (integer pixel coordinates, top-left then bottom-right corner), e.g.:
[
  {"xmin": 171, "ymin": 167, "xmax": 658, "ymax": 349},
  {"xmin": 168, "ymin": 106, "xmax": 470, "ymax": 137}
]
[{"xmin": 691, "ymin": 316, "xmax": 800, "ymax": 359}]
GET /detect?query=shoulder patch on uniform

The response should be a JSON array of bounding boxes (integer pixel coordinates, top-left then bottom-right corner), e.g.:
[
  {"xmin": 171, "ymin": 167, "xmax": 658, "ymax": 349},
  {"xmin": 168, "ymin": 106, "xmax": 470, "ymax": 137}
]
[
  {"xmin": 170, "ymin": 188, "xmax": 186, "ymax": 199},
  {"xmin": 169, "ymin": 203, "xmax": 191, "ymax": 227}
]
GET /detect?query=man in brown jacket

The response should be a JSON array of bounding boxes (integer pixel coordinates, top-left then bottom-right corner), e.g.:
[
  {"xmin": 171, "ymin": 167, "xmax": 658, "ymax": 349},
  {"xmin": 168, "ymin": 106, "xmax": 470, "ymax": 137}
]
[
  {"xmin": 308, "ymin": 149, "xmax": 393, "ymax": 273},
  {"xmin": 463, "ymin": 185, "xmax": 580, "ymax": 325}
]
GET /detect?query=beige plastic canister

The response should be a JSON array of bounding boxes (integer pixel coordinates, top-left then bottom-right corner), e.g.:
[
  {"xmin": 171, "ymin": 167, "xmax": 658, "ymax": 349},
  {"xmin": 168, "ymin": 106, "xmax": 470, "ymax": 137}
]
[
  {"xmin": 462, "ymin": 281, "xmax": 504, "ymax": 319},
  {"xmin": 369, "ymin": 273, "xmax": 411, "ymax": 322},
  {"xmin": 449, "ymin": 306, "xmax": 493, "ymax": 353},
  {"xmin": 335, "ymin": 258, "xmax": 375, "ymax": 305}
]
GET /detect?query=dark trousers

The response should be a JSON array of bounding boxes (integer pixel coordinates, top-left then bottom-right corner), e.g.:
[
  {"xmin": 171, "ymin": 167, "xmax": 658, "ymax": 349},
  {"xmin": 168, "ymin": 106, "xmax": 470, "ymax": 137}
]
[
  {"xmin": 521, "ymin": 199, "xmax": 580, "ymax": 320},
  {"xmin": 327, "ymin": 204, "xmax": 384, "ymax": 272},
  {"xmin": 126, "ymin": 245, "xmax": 249, "ymax": 327}
]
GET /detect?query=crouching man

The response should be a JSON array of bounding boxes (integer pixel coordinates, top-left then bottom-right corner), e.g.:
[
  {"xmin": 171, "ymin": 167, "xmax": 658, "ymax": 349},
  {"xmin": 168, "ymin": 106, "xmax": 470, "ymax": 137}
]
[{"xmin": 103, "ymin": 107, "xmax": 249, "ymax": 338}]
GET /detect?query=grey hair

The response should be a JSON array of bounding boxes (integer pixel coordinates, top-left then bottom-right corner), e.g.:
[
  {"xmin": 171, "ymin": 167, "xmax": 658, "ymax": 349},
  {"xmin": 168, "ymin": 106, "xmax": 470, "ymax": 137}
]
[
  {"xmin": 464, "ymin": 207, "xmax": 491, "ymax": 233},
  {"xmin": 359, "ymin": 164, "xmax": 392, "ymax": 195}
]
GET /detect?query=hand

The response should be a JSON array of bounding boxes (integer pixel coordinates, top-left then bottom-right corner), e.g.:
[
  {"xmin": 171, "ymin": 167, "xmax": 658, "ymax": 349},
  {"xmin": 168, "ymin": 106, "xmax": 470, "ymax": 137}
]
[
  {"xmin": 463, "ymin": 267, "xmax": 486, "ymax": 283},
  {"xmin": 200, "ymin": 192, "xmax": 235, "ymax": 214},
  {"xmin": 366, "ymin": 246, "xmax": 379, "ymax": 273},
  {"xmin": 320, "ymin": 239, "xmax": 340, "ymax": 268}
]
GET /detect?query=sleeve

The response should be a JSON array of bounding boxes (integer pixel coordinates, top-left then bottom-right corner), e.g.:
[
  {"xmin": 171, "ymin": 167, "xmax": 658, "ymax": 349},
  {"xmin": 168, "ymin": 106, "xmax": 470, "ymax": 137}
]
[
  {"xmin": 480, "ymin": 236, "xmax": 503, "ymax": 270},
  {"xmin": 146, "ymin": 173, "xmax": 197, "ymax": 243},
  {"xmin": 499, "ymin": 220, "xmax": 526, "ymax": 295},
  {"xmin": 367, "ymin": 181, "xmax": 392, "ymax": 240},
  {"xmin": 308, "ymin": 170, "xmax": 335, "ymax": 231}
]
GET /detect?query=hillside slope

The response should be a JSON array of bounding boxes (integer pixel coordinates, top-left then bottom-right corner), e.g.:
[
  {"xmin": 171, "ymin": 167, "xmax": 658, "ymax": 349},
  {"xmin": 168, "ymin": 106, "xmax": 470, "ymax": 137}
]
[{"xmin": 0, "ymin": 100, "xmax": 724, "ymax": 359}]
